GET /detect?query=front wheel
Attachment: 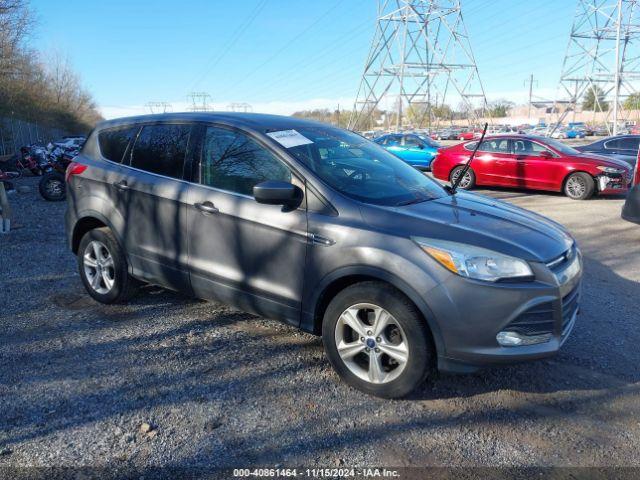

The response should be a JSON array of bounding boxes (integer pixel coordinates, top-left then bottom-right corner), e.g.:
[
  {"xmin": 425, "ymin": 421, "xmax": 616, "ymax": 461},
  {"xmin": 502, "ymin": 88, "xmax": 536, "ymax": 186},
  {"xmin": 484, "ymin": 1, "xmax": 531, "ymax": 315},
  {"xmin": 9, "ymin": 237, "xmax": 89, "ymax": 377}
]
[
  {"xmin": 322, "ymin": 281, "xmax": 433, "ymax": 398},
  {"xmin": 450, "ymin": 165, "xmax": 476, "ymax": 190},
  {"xmin": 39, "ymin": 172, "xmax": 66, "ymax": 201},
  {"xmin": 564, "ymin": 172, "xmax": 594, "ymax": 200}
]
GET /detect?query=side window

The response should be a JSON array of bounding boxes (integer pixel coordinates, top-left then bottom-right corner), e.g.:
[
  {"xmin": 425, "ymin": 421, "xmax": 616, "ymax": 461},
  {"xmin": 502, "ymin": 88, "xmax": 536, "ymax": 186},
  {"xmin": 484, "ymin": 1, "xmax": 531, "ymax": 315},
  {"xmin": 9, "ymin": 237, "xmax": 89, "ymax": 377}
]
[
  {"xmin": 386, "ymin": 135, "xmax": 401, "ymax": 146},
  {"xmin": 98, "ymin": 126, "xmax": 138, "ymax": 163},
  {"xmin": 130, "ymin": 124, "xmax": 191, "ymax": 178},
  {"xmin": 403, "ymin": 136, "xmax": 422, "ymax": 147},
  {"xmin": 513, "ymin": 140, "xmax": 550, "ymax": 156},
  {"xmin": 604, "ymin": 137, "xmax": 638, "ymax": 150},
  {"xmin": 201, "ymin": 126, "xmax": 291, "ymax": 196},
  {"xmin": 472, "ymin": 139, "xmax": 510, "ymax": 153}
]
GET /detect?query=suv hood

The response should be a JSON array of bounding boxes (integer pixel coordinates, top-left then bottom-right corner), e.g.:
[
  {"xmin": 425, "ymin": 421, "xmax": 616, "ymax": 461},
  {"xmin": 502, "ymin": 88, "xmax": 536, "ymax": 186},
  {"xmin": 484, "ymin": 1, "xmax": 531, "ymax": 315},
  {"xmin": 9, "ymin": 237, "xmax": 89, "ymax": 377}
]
[{"xmin": 362, "ymin": 192, "xmax": 574, "ymax": 263}]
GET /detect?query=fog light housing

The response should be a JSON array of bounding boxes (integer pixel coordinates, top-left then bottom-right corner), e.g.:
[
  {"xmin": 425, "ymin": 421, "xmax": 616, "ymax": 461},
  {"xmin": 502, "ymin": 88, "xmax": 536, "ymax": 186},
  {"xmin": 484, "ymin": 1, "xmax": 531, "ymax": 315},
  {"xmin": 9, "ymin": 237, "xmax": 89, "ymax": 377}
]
[{"xmin": 496, "ymin": 331, "xmax": 552, "ymax": 347}]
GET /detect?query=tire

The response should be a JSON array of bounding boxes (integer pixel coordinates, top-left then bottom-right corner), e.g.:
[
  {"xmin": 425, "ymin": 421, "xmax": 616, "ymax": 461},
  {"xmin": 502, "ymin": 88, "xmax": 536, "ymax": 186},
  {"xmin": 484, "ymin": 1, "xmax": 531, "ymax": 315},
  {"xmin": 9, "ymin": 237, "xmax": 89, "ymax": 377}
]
[
  {"xmin": 322, "ymin": 281, "xmax": 434, "ymax": 398},
  {"xmin": 77, "ymin": 227, "xmax": 140, "ymax": 304},
  {"xmin": 450, "ymin": 165, "xmax": 476, "ymax": 190},
  {"xmin": 564, "ymin": 172, "xmax": 594, "ymax": 200},
  {"xmin": 39, "ymin": 172, "xmax": 66, "ymax": 201}
]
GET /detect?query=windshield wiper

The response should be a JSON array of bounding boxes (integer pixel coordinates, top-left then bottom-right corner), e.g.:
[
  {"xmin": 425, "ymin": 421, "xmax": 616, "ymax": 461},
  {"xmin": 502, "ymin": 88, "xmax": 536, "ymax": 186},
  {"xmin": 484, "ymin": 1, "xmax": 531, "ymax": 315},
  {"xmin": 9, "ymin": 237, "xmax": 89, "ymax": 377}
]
[
  {"xmin": 395, "ymin": 197, "xmax": 432, "ymax": 206},
  {"xmin": 447, "ymin": 122, "xmax": 488, "ymax": 195}
]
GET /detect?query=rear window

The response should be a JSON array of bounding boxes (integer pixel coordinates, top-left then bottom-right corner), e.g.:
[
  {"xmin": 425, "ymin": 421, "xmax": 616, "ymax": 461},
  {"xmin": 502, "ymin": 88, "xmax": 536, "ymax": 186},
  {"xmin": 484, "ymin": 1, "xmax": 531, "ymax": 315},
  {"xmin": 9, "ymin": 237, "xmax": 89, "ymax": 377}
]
[
  {"xmin": 98, "ymin": 126, "xmax": 138, "ymax": 163},
  {"xmin": 130, "ymin": 124, "xmax": 191, "ymax": 179}
]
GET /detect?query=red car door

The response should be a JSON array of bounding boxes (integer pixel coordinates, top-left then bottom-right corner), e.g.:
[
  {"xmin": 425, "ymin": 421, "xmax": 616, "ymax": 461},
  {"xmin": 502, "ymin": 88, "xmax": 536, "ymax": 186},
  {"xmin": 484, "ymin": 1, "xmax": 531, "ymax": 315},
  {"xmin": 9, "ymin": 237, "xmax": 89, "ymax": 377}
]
[
  {"xmin": 475, "ymin": 137, "xmax": 515, "ymax": 186},
  {"xmin": 511, "ymin": 139, "xmax": 559, "ymax": 191}
]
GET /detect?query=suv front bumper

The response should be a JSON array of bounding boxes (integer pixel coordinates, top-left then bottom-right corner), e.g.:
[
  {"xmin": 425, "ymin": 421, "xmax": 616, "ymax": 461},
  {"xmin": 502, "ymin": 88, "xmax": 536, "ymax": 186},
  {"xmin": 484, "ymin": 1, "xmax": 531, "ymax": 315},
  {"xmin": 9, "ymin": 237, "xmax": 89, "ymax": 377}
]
[{"xmin": 428, "ymin": 247, "xmax": 582, "ymax": 374}]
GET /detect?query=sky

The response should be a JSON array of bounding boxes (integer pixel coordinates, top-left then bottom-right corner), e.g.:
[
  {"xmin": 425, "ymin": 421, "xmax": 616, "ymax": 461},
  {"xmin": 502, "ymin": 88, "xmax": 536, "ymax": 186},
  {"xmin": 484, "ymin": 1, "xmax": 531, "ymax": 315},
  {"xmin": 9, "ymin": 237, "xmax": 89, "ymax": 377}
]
[{"xmin": 29, "ymin": 0, "xmax": 578, "ymax": 119}]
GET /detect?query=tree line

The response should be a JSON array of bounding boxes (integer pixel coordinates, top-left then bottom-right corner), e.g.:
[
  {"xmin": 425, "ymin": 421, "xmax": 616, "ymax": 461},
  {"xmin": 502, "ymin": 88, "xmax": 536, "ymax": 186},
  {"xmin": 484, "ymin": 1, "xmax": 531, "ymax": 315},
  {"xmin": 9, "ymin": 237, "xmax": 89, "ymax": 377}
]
[{"xmin": 0, "ymin": 0, "xmax": 102, "ymax": 136}]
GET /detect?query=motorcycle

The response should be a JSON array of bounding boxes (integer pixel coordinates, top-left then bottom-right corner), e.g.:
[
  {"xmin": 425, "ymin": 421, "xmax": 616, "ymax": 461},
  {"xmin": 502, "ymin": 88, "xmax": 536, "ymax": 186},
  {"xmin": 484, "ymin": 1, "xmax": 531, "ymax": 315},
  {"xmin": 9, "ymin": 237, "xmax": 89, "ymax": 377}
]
[{"xmin": 38, "ymin": 148, "xmax": 77, "ymax": 201}]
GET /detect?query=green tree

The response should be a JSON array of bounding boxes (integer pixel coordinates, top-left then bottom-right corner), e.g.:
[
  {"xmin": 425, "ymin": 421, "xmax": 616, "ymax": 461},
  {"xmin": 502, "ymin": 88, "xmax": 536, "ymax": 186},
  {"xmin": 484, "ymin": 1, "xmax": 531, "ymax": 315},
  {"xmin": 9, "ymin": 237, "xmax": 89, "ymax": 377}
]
[
  {"xmin": 624, "ymin": 92, "xmax": 640, "ymax": 110},
  {"xmin": 488, "ymin": 99, "xmax": 514, "ymax": 118},
  {"xmin": 582, "ymin": 85, "xmax": 609, "ymax": 111}
]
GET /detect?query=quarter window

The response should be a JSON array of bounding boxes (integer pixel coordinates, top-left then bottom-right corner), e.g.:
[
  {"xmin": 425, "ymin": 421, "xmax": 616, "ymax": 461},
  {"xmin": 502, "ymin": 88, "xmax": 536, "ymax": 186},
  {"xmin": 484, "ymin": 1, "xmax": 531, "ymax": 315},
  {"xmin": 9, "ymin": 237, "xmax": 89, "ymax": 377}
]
[
  {"xmin": 201, "ymin": 127, "xmax": 291, "ymax": 196},
  {"xmin": 130, "ymin": 124, "xmax": 191, "ymax": 178},
  {"xmin": 98, "ymin": 126, "xmax": 139, "ymax": 163}
]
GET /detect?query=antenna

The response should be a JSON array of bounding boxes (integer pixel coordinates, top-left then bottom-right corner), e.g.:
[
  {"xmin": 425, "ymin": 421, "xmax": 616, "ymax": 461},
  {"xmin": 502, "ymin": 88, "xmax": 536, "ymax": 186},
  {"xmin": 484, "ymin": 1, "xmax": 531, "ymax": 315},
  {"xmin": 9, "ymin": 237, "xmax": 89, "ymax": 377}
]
[{"xmin": 348, "ymin": 0, "xmax": 490, "ymax": 132}]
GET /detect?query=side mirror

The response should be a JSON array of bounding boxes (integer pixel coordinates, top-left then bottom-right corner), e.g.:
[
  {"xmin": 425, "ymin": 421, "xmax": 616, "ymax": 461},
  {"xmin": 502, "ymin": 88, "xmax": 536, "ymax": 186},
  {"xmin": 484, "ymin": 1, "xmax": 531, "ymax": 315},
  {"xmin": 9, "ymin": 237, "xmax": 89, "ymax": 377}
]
[
  {"xmin": 539, "ymin": 150, "xmax": 553, "ymax": 158},
  {"xmin": 418, "ymin": 143, "xmax": 425, "ymax": 149},
  {"xmin": 253, "ymin": 180, "xmax": 298, "ymax": 206}
]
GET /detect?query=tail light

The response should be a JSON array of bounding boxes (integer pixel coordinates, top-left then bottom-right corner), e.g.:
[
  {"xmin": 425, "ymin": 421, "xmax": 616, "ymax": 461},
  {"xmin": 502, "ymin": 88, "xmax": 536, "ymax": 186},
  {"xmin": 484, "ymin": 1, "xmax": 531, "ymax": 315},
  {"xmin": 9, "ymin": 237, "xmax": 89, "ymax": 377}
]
[{"xmin": 65, "ymin": 161, "xmax": 87, "ymax": 182}]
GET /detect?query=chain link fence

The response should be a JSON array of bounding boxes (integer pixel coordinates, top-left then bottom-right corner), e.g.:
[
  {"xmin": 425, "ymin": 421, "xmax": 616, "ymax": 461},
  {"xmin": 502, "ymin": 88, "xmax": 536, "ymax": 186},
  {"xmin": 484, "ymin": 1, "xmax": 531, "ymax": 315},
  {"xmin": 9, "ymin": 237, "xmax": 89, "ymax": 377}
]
[{"xmin": 0, "ymin": 116, "xmax": 68, "ymax": 156}]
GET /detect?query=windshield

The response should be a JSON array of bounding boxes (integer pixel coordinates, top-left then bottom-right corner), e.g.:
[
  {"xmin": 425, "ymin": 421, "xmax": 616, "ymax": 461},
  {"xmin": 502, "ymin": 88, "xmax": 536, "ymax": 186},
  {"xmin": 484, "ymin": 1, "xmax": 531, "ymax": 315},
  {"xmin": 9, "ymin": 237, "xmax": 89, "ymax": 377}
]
[{"xmin": 275, "ymin": 126, "xmax": 446, "ymax": 206}]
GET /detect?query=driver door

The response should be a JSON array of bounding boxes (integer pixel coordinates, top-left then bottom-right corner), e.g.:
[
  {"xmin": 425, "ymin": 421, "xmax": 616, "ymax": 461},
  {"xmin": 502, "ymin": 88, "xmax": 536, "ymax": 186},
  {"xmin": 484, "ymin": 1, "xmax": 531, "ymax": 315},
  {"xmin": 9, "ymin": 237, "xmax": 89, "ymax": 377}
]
[{"xmin": 185, "ymin": 125, "xmax": 308, "ymax": 325}]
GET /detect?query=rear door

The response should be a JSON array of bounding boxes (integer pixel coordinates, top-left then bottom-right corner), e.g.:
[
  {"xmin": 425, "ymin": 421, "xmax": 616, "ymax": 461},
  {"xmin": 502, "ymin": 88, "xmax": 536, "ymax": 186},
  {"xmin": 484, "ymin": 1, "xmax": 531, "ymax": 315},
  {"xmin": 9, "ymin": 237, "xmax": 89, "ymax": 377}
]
[
  {"xmin": 184, "ymin": 125, "xmax": 308, "ymax": 324},
  {"xmin": 122, "ymin": 123, "xmax": 194, "ymax": 292}
]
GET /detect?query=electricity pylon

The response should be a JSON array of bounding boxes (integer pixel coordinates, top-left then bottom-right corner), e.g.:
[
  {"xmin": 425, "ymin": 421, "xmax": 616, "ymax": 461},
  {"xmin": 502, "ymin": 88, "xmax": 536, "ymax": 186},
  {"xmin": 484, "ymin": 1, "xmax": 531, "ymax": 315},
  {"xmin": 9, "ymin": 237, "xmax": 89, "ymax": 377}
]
[
  {"xmin": 553, "ymin": 0, "xmax": 640, "ymax": 135},
  {"xmin": 348, "ymin": 0, "xmax": 489, "ymax": 132},
  {"xmin": 187, "ymin": 92, "xmax": 213, "ymax": 112},
  {"xmin": 145, "ymin": 102, "xmax": 172, "ymax": 114}
]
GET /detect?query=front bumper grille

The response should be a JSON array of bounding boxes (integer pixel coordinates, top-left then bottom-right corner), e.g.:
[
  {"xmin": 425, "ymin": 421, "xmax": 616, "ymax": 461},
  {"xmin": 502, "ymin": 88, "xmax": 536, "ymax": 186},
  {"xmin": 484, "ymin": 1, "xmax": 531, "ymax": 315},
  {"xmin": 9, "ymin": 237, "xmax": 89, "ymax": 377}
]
[{"xmin": 503, "ymin": 283, "xmax": 580, "ymax": 339}]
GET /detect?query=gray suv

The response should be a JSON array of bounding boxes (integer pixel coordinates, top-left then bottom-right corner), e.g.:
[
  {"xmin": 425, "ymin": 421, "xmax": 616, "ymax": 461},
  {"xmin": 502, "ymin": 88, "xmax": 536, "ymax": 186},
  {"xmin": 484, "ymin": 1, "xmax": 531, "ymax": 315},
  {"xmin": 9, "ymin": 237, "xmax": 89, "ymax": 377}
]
[{"xmin": 65, "ymin": 113, "xmax": 582, "ymax": 398}]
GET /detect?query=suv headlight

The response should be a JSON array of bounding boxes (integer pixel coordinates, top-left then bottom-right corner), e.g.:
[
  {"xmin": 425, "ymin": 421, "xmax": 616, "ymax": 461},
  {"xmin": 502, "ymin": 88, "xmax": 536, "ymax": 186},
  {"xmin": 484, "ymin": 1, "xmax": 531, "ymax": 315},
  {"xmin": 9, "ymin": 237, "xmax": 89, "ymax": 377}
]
[
  {"xmin": 413, "ymin": 238, "xmax": 534, "ymax": 282},
  {"xmin": 597, "ymin": 166, "xmax": 625, "ymax": 174}
]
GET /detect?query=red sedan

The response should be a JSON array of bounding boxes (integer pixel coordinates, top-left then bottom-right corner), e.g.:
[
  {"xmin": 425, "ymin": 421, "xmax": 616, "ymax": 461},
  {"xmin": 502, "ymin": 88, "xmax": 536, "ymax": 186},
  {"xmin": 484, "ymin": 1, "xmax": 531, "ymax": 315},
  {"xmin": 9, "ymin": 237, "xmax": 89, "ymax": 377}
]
[{"xmin": 432, "ymin": 135, "xmax": 633, "ymax": 200}]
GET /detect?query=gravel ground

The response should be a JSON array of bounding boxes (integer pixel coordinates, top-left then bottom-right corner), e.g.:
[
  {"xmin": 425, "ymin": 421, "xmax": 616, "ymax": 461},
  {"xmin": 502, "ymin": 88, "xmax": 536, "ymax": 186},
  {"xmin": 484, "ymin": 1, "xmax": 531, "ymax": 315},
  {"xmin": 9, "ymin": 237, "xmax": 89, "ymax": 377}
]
[{"xmin": 1, "ymin": 175, "xmax": 639, "ymax": 473}]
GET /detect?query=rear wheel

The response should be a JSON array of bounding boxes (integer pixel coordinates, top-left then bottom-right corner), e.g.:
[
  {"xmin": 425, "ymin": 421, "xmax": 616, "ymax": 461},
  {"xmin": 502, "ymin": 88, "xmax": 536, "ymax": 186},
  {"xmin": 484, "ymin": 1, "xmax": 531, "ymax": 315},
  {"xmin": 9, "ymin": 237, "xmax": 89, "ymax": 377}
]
[
  {"xmin": 77, "ymin": 227, "xmax": 140, "ymax": 304},
  {"xmin": 322, "ymin": 281, "xmax": 433, "ymax": 398},
  {"xmin": 450, "ymin": 165, "xmax": 476, "ymax": 190},
  {"xmin": 564, "ymin": 172, "xmax": 594, "ymax": 200}
]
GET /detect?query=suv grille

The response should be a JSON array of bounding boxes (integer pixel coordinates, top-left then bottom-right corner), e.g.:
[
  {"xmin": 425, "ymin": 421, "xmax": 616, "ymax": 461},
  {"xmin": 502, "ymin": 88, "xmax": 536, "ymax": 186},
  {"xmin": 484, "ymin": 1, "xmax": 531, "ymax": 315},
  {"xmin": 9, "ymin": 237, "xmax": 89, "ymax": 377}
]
[
  {"xmin": 504, "ymin": 302, "xmax": 555, "ymax": 336},
  {"xmin": 562, "ymin": 284, "xmax": 580, "ymax": 334},
  {"xmin": 504, "ymin": 284, "xmax": 580, "ymax": 338}
]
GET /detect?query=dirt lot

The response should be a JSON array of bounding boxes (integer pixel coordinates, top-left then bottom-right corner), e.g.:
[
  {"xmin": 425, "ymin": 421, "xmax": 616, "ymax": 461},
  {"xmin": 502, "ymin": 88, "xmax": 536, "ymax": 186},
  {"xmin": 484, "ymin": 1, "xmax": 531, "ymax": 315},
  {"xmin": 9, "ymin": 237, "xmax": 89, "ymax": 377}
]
[{"xmin": 1, "ymin": 176, "xmax": 639, "ymax": 472}]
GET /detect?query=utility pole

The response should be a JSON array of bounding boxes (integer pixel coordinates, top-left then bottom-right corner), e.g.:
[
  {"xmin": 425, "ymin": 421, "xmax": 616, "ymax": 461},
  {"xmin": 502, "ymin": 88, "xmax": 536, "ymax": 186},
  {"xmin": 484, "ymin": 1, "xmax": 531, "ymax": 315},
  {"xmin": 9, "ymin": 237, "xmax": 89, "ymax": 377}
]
[
  {"xmin": 613, "ymin": 0, "xmax": 624, "ymax": 135},
  {"xmin": 348, "ymin": 0, "xmax": 489, "ymax": 132},
  {"xmin": 525, "ymin": 74, "xmax": 538, "ymax": 120}
]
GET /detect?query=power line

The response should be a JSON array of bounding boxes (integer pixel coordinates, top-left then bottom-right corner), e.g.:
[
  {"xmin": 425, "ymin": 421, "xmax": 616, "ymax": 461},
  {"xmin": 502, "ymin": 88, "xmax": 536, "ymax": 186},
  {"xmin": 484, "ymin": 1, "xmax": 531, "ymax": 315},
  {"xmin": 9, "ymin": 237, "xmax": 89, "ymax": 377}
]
[
  {"xmin": 226, "ymin": 0, "xmax": 347, "ymax": 94},
  {"xmin": 187, "ymin": 0, "xmax": 269, "ymax": 91}
]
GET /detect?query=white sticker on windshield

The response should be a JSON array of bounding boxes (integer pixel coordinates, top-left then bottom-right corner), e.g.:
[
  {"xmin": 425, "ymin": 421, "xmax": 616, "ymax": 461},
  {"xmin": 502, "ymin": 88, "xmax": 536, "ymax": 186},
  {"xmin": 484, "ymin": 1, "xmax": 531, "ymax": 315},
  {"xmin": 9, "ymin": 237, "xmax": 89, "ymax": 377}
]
[{"xmin": 266, "ymin": 129, "xmax": 314, "ymax": 148}]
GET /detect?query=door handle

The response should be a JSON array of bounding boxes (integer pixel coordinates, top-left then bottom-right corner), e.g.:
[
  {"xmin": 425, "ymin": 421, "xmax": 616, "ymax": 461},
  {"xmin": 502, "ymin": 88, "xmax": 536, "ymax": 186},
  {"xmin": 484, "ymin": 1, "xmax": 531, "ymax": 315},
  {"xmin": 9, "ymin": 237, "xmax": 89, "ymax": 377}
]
[
  {"xmin": 194, "ymin": 201, "xmax": 219, "ymax": 214},
  {"xmin": 309, "ymin": 233, "xmax": 335, "ymax": 246},
  {"xmin": 113, "ymin": 180, "xmax": 129, "ymax": 191}
]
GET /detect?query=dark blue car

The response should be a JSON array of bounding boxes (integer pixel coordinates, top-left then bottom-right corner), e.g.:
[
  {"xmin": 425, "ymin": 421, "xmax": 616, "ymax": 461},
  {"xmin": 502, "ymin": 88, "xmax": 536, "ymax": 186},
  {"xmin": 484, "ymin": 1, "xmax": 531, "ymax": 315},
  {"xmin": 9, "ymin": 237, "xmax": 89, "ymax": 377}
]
[{"xmin": 374, "ymin": 133, "xmax": 440, "ymax": 170}]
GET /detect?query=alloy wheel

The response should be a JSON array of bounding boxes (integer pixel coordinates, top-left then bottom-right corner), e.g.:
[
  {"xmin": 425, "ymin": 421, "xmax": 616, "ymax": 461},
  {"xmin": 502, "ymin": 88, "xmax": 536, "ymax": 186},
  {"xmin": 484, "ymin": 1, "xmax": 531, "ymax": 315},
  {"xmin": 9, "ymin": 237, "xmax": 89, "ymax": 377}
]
[
  {"xmin": 452, "ymin": 169, "xmax": 472, "ymax": 189},
  {"xmin": 566, "ymin": 176, "xmax": 586, "ymax": 198},
  {"xmin": 334, "ymin": 303, "xmax": 409, "ymax": 384},
  {"xmin": 83, "ymin": 240, "xmax": 115, "ymax": 294}
]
